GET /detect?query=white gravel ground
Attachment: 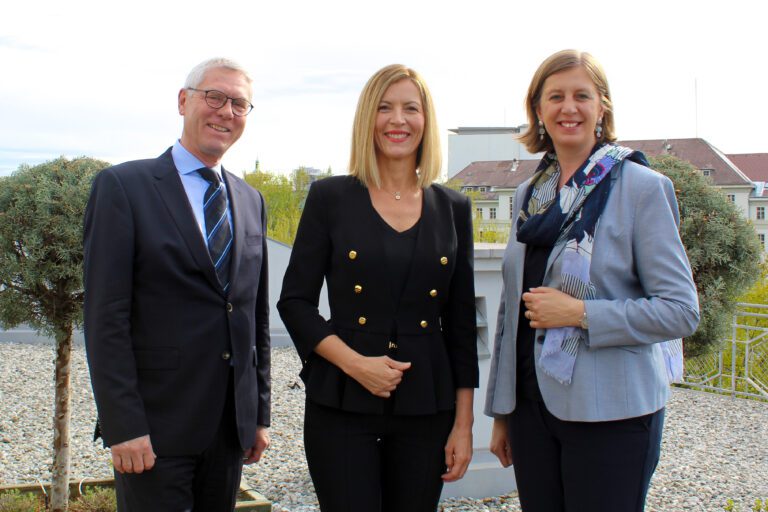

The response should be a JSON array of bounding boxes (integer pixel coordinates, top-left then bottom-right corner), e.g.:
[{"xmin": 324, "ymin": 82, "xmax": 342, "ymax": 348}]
[{"xmin": 1, "ymin": 343, "xmax": 766, "ymax": 511}]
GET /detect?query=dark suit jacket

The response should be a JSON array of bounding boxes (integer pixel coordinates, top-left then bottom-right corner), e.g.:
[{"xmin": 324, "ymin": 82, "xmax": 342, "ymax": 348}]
[
  {"xmin": 83, "ymin": 148, "xmax": 270, "ymax": 456},
  {"xmin": 278, "ymin": 176, "xmax": 478, "ymax": 415}
]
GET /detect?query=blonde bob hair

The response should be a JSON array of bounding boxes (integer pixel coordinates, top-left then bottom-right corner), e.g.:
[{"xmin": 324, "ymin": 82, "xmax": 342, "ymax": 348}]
[
  {"xmin": 519, "ymin": 50, "xmax": 616, "ymax": 154},
  {"xmin": 348, "ymin": 64, "xmax": 441, "ymax": 188}
]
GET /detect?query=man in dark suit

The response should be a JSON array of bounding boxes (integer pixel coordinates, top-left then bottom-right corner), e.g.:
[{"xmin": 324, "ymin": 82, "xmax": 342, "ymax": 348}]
[{"xmin": 83, "ymin": 57, "xmax": 270, "ymax": 511}]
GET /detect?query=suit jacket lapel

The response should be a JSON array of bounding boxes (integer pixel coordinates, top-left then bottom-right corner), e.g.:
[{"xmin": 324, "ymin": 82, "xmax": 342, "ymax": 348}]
[
  {"xmin": 348, "ymin": 183, "xmax": 398, "ymax": 315},
  {"xmin": 543, "ymin": 240, "xmax": 566, "ymax": 284},
  {"xmin": 152, "ymin": 150, "xmax": 221, "ymax": 293}
]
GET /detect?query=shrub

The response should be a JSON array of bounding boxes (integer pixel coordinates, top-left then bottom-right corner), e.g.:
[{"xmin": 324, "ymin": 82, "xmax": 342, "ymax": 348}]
[
  {"xmin": 650, "ymin": 155, "xmax": 762, "ymax": 356},
  {"xmin": 68, "ymin": 487, "xmax": 117, "ymax": 512},
  {"xmin": 0, "ymin": 490, "xmax": 45, "ymax": 512}
]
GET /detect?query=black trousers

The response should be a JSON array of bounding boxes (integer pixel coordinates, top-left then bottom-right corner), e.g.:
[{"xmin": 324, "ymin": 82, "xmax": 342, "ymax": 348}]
[
  {"xmin": 304, "ymin": 399, "xmax": 455, "ymax": 512},
  {"xmin": 114, "ymin": 373, "xmax": 244, "ymax": 512},
  {"xmin": 507, "ymin": 398, "xmax": 664, "ymax": 512}
]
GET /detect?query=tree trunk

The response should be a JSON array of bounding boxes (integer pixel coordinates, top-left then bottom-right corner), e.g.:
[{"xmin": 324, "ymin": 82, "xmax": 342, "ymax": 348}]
[{"xmin": 50, "ymin": 328, "xmax": 73, "ymax": 512}]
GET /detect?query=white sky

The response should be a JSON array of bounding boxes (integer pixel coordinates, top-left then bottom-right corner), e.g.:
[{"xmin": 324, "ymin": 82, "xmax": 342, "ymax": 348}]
[{"xmin": 0, "ymin": 0, "xmax": 764, "ymax": 177}]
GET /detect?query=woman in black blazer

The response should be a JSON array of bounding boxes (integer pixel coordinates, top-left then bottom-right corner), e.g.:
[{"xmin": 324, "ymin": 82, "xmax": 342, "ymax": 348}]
[{"xmin": 278, "ymin": 64, "xmax": 478, "ymax": 512}]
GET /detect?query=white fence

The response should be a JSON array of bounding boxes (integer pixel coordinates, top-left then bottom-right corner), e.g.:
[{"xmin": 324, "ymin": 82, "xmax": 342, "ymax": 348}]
[{"xmin": 682, "ymin": 303, "xmax": 768, "ymax": 400}]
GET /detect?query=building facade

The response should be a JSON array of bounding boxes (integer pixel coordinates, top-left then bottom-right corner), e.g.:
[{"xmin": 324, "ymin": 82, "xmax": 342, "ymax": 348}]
[
  {"xmin": 447, "ymin": 126, "xmax": 540, "ymax": 178},
  {"xmin": 452, "ymin": 137, "xmax": 768, "ymax": 251},
  {"xmin": 727, "ymin": 153, "xmax": 768, "ymax": 250}
]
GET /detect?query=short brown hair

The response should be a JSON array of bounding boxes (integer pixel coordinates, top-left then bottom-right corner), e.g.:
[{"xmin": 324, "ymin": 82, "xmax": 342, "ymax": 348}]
[
  {"xmin": 348, "ymin": 64, "xmax": 441, "ymax": 188},
  {"xmin": 519, "ymin": 50, "xmax": 616, "ymax": 154}
]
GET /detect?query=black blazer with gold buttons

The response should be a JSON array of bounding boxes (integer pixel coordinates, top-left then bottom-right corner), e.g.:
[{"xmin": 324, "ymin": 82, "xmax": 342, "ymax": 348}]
[{"xmin": 278, "ymin": 175, "xmax": 478, "ymax": 415}]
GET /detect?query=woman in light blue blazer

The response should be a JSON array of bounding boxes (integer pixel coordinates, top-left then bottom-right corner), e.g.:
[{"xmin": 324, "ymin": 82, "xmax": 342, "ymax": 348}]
[{"xmin": 485, "ymin": 49, "xmax": 700, "ymax": 511}]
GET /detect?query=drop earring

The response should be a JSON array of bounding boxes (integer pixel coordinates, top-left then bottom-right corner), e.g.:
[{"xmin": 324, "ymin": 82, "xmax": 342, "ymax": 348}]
[
  {"xmin": 538, "ymin": 120, "xmax": 545, "ymax": 141},
  {"xmin": 595, "ymin": 119, "xmax": 603, "ymax": 139}
]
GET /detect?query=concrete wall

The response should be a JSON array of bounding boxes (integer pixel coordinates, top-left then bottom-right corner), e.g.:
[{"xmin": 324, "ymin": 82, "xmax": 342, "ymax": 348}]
[
  {"xmin": 267, "ymin": 238, "xmax": 330, "ymax": 348},
  {"xmin": 441, "ymin": 243, "xmax": 515, "ymax": 498}
]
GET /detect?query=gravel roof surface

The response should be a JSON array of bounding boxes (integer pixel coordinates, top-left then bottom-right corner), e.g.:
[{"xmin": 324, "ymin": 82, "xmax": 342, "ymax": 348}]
[{"xmin": 1, "ymin": 343, "xmax": 766, "ymax": 511}]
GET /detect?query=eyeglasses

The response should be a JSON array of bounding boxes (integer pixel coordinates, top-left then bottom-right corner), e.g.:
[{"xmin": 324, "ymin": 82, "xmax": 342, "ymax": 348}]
[{"xmin": 187, "ymin": 88, "xmax": 254, "ymax": 117}]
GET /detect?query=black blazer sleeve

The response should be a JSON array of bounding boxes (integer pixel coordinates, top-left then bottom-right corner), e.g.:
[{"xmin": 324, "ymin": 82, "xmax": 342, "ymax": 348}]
[
  {"xmin": 441, "ymin": 193, "xmax": 479, "ymax": 389},
  {"xmin": 84, "ymin": 167, "xmax": 150, "ymax": 446}
]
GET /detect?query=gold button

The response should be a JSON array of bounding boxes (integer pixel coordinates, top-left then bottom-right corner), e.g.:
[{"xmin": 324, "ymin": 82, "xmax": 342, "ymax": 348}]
[
  {"xmin": 354, "ymin": 285, "xmax": 362, "ymax": 294},
  {"xmin": 429, "ymin": 289, "xmax": 438, "ymax": 298},
  {"xmin": 358, "ymin": 316, "xmax": 367, "ymax": 325},
  {"xmin": 226, "ymin": 302, "xmax": 233, "ymax": 313},
  {"xmin": 349, "ymin": 250, "xmax": 358, "ymax": 260},
  {"xmin": 440, "ymin": 256, "xmax": 448, "ymax": 265},
  {"xmin": 420, "ymin": 320, "xmax": 428, "ymax": 328},
  {"xmin": 221, "ymin": 351, "xmax": 231, "ymax": 360},
  {"xmin": 388, "ymin": 341, "xmax": 398, "ymax": 350}
]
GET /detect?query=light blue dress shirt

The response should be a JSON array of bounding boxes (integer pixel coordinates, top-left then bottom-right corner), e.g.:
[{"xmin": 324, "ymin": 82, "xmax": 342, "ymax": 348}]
[{"xmin": 171, "ymin": 141, "xmax": 233, "ymax": 247}]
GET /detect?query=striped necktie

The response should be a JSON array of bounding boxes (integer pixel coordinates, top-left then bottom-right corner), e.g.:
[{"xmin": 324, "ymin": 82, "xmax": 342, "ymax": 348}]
[{"xmin": 197, "ymin": 167, "xmax": 233, "ymax": 293}]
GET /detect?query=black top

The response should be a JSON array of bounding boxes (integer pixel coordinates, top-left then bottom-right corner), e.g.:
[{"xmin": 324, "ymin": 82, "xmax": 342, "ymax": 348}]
[
  {"xmin": 516, "ymin": 243, "xmax": 552, "ymax": 402},
  {"xmin": 379, "ymin": 218, "xmax": 420, "ymax": 309}
]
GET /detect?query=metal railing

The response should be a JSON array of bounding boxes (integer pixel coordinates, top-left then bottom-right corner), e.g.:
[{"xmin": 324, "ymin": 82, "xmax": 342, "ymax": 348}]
[
  {"xmin": 681, "ymin": 303, "xmax": 768, "ymax": 400},
  {"xmin": 475, "ymin": 220, "xmax": 511, "ymax": 233}
]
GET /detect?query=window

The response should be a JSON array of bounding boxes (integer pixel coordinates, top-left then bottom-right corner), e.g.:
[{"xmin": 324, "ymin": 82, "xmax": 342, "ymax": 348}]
[
  {"xmin": 727, "ymin": 194, "xmax": 736, "ymax": 203},
  {"xmin": 478, "ymin": 187, "xmax": 487, "ymax": 193},
  {"xmin": 702, "ymin": 169, "xmax": 712, "ymax": 177},
  {"xmin": 758, "ymin": 207, "xmax": 765, "ymax": 220},
  {"xmin": 510, "ymin": 202, "xmax": 515, "ymax": 219},
  {"xmin": 489, "ymin": 207, "xmax": 497, "ymax": 220},
  {"xmin": 760, "ymin": 234, "xmax": 765, "ymax": 248},
  {"xmin": 476, "ymin": 207, "xmax": 483, "ymax": 218}
]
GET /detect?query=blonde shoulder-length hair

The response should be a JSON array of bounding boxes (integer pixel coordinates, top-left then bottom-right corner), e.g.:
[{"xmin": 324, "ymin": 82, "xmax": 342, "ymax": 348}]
[
  {"xmin": 519, "ymin": 49, "xmax": 617, "ymax": 154},
  {"xmin": 348, "ymin": 64, "xmax": 441, "ymax": 188}
]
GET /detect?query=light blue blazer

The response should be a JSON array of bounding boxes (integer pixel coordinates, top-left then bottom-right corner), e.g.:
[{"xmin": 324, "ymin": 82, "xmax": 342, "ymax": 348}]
[{"xmin": 484, "ymin": 160, "xmax": 700, "ymax": 422}]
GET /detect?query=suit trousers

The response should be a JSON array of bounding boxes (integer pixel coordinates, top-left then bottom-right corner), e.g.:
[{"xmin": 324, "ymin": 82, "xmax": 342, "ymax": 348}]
[
  {"xmin": 507, "ymin": 398, "xmax": 664, "ymax": 512},
  {"xmin": 304, "ymin": 399, "xmax": 454, "ymax": 512},
  {"xmin": 114, "ymin": 371, "xmax": 244, "ymax": 512}
]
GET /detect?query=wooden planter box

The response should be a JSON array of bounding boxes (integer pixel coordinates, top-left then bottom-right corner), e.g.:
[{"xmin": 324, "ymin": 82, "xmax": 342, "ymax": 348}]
[{"xmin": 0, "ymin": 478, "xmax": 271, "ymax": 511}]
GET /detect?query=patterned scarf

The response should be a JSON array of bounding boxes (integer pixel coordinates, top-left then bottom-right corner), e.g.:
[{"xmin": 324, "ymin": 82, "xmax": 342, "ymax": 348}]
[{"xmin": 517, "ymin": 143, "xmax": 683, "ymax": 385}]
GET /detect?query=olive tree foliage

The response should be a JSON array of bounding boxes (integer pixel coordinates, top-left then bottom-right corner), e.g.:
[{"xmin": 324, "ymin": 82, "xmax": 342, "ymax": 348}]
[
  {"xmin": 650, "ymin": 155, "xmax": 762, "ymax": 356},
  {"xmin": 0, "ymin": 156, "xmax": 109, "ymax": 512}
]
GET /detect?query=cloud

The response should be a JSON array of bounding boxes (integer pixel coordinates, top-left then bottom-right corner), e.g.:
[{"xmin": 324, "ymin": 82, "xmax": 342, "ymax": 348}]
[
  {"xmin": 0, "ymin": 36, "xmax": 45, "ymax": 52},
  {"xmin": 0, "ymin": 148, "xmax": 67, "ymax": 175}
]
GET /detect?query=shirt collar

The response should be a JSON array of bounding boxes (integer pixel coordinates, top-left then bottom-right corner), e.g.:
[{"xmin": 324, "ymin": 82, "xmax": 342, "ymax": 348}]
[{"xmin": 172, "ymin": 140, "xmax": 223, "ymax": 178}]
